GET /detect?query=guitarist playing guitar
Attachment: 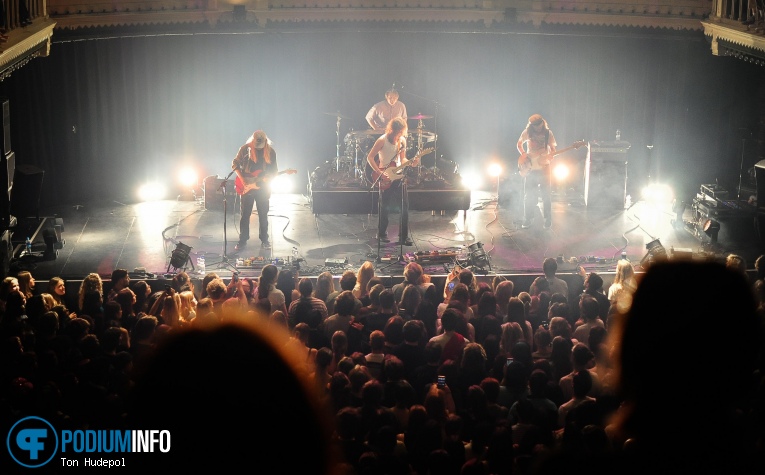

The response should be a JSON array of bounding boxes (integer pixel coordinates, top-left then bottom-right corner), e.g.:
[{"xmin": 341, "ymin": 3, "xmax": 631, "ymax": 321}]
[
  {"xmin": 366, "ymin": 117, "xmax": 419, "ymax": 246},
  {"xmin": 231, "ymin": 130, "xmax": 291, "ymax": 252},
  {"xmin": 517, "ymin": 114, "xmax": 557, "ymax": 229}
]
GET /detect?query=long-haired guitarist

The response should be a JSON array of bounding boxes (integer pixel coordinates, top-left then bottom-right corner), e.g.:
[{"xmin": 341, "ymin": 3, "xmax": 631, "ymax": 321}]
[
  {"xmin": 232, "ymin": 130, "xmax": 278, "ymax": 251},
  {"xmin": 517, "ymin": 114, "xmax": 557, "ymax": 229},
  {"xmin": 366, "ymin": 117, "xmax": 419, "ymax": 245}
]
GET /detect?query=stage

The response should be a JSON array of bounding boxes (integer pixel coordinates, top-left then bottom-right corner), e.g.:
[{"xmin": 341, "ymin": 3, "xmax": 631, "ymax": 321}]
[{"xmin": 7, "ymin": 186, "xmax": 765, "ymax": 296}]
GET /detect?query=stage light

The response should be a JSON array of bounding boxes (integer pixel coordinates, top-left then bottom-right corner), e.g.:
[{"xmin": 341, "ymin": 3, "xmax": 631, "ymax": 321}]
[
  {"xmin": 640, "ymin": 238, "xmax": 667, "ymax": 267},
  {"xmin": 487, "ymin": 163, "xmax": 502, "ymax": 178},
  {"xmin": 176, "ymin": 166, "xmax": 199, "ymax": 201},
  {"xmin": 703, "ymin": 219, "xmax": 720, "ymax": 244},
  {"xmin": 641, "ymin": 183, "xmax": 673, "ymax": 204},
  {"xmin": 552, "ymin": 163, "xmax": 570, "ymax": 182},
  {"xmin": 169, "ymin": 242, "xmax": 192, "ymax": 271},
  {"xmin": 137, "ymin": 182, "xmax": 167, "ymax": 202},
  {"xmin": 177, "ymin": 166, "xmax": 198, "ymax": 189},
  {"xmin": 460, "ymin": 170, "xmax": 483, "ymax": 191},
  {"xmin": 486, "ymin": 163, "xmax": 502, "ymax": 201},
  {"xmin": 467, "ymin": 241, "xmax": 491, "ymax": 270},
  {"xmin": 42, "ymin": 228, "xmax": 58, "ymax": 260},
  {"xmin": 271, "ymin": 172, "xmax": 295, "ymax": 194}
]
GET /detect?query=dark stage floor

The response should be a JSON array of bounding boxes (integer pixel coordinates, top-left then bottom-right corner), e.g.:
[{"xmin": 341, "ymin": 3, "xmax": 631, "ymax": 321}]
[{"xmin": 8, "ymin": 190, "xmax": 765, "ymax": 287}]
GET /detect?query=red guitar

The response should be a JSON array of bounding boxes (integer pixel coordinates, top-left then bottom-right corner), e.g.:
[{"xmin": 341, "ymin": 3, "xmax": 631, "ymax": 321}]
[{"xmin": 234, "ymin": 168, "xmax": 297, "ymax": 195}]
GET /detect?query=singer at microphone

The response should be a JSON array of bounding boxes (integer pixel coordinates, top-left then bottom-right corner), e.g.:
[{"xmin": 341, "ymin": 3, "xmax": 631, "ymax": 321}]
[
  {"xmin": 366, "ymin": 117, "xmax": 416, "ymax": 246},
  {"xmin": 365, "ymin": 86, "xmax": 408, "ymax": 131}
]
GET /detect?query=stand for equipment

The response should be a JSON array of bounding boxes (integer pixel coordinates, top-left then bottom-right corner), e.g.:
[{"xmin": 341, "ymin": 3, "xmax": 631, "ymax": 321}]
[
  {"xmin": 206, "ymin": 169, "xmax": 239, "ymax": 274},
  {"xmin": 325, "ymin": 111, "xmax": 350, "ymax": 172},
  {"xmin": 377, "ymin": 175, "xmax": 409, "ymax": 273},
  {"xmin": 369, "ymin": 157, "xmax": 408, "ymax": 268}
]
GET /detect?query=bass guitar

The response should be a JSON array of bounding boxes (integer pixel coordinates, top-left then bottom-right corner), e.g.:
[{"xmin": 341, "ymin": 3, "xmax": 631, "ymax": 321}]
[
  {"xmin": 518, "ymin": 140, "xmax": 586, "ymax": 177},
  {"xmin": 367, "ymin": 148, "xmax": 435, "ymax": 191},
  {"xmin": 235, "ymin": 168, "xmax": 298, "ymax": 195}
]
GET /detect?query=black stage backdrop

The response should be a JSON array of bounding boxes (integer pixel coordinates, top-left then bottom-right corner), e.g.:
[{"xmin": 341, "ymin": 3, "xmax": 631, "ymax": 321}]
[{"xmin": 1, "ymin": 28, "xmax": 763, "ymax": 208}]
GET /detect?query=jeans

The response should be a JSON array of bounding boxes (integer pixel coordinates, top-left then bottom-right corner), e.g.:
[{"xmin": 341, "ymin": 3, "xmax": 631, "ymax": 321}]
[{"xmin": 523, "ymin": 168, "xmax": 551, "ymax": 223}]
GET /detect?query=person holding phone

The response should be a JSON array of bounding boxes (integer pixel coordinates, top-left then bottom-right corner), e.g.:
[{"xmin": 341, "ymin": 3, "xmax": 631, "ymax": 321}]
[{"xmin": 443, "ymin": 265, "xmax": 461, "ymax": 300}]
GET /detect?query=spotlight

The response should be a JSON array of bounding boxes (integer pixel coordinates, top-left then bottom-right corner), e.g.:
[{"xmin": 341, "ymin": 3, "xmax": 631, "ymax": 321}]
[
  {"xmin": 460, "ymin": 170, "xmax": 483, "ymax": 191},
  {"xmin": 467, "ymin": 242, "xmax": 491, "ymax": 271},
  {"xmin": 138, "ymin": 182, "xmax": 167, "ymax": 202},
  {"xmin": 552, "ymin": 163, "xmax": 570, "ymax": 182},
  {"xmin": 703, "ymin": 219, "xmax": 720, "ymax": 244},
  {"xmin": 487, "ymin": 163, "xmax": 502, "ymax": 178},
  {"xmin": 640, "ymin": 238, "xmax": 667, "ymax": 268},
  {"xmin": 42, "ymin": 229, "xmax": 59, "ymax": 260},
  {"xmin": 177, "ymin": 166, "xmax": 199, "ymax": 201},
  {"xmin": 169, "ymin": 242, "xmax": 192, "ymax": 271}
]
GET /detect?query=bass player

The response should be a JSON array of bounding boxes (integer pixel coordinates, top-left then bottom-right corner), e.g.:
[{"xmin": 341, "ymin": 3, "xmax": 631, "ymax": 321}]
[
  {"xmin": 232, "ymin": 130, "xmax": 279, "ymax": 251},
  {"xmin": 517, "ymin": 114, "xmax": 557, "ymax": 229},
  {"xmin": 366, "ymin": 117, "xmax": 419, "ymax": 246}
]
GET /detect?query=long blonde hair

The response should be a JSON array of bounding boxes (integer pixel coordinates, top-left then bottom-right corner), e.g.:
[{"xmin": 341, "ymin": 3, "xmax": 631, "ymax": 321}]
[
  {"xmin": 613, "ymin": 259, "xmax": 635, "ymax": 287},
  {"xmin": 247, "ymin": 130, "xmax": 272, "ymax": 164},
  {"xmin": 356, "ymin": 261, "xmax": 375, "ymax": 297},
  {"xmin": 78, "ymin": 273, "xmax": 103, "ymax": 311}
]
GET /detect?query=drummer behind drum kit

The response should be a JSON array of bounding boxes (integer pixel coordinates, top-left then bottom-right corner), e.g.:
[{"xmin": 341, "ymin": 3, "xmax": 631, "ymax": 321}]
[{"xmin": 311, "ymin": 112, "xmax": 458, "ymax": 190}]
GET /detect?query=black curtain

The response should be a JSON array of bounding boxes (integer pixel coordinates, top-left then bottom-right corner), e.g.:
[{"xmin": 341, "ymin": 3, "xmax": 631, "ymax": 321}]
[{"xmin": 2, "ymin": 29, "xmax": 762, "ymax": 208}]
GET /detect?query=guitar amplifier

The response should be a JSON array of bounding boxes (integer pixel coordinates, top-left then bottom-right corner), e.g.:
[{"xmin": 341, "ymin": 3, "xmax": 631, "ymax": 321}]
[
  {"xmin": 584, "ymin": 141, "xmax": 629, "ymax": 207},
  {"xmin": 203, "ymin": 175, "xmax": 237, "ymax": 213}
]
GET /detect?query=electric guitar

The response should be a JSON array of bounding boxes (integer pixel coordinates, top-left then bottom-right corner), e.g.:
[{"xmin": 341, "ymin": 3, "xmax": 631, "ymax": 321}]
[
  {"xmin": 235, "ymin": 168, "xmax": 297, "ymax": 195},
  {"xmin": 367, "ymin": 148, "xmax": 435, "ymax": 191},
  {"xmin": 518, "ymin": 140, "xmax": 586, "ymax": 177}
]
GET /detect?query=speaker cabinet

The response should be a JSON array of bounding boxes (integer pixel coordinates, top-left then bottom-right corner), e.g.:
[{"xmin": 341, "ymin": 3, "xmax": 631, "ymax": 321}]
[
  {"xmin": 5, "ymin": 151, "xmax": 14, "ymax": 192},
  {"xmin": 584, "ymin": 142, "xmax": 629, "ymax": 207},
  {"xmin": 0, "ymin": 100, "xmax": 9, "ymax": 156},
  {"xmin": 0, "ymin": 152, "xmax": 12, "ymax": 228},
  {"xmin": 10, "ymin": 164, "xmax": 44, "ymax": 219},
  {"xmin": 203, "ymin": 175, "xmax": 236, "ymax": 213},
  {"xmin": 754, "ymin": 160, "xmax": 765, "ymax": 210},
  {"xmin": 311, "ymin": 190, "xmax": 377, "ymax": 215},
  {"xmin": 409, "ymin": 189, "xmax": 471, "ymax": 211},
  {"xmin": 0, "ymin": 229, "xmax": 10, "ymax": 279}
]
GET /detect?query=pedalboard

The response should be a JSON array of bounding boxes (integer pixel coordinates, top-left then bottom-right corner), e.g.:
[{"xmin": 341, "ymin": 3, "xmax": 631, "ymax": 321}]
[{"xmin": 325, "ymin": 257, "xmax": 349, "ymax": 266}]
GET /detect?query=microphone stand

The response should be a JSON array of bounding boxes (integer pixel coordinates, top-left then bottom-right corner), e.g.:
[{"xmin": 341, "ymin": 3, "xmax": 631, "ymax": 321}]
[
  {"xmin": 207, "ymin": 169, "xmax": 239, "ymax": 273},
  {"xmin": 369, "ymin": 144, "xmax": 403, "ymax": 265},
  {"xmin": 373, "ymin": 144, "xmax": 408, "ymax": 272},
  {"xmin": 377, "ymin": 177, "xmax": 407, "ymax": 273}
]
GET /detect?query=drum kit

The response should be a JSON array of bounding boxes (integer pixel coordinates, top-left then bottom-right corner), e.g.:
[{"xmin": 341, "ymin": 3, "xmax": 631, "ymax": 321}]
[{"xmin": 323, "ymin": 111, "xmax": 444, "ymax": 188}]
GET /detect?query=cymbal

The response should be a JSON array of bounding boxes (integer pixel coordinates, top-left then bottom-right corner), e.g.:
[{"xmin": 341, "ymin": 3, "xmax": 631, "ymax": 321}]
[
  {"xmin": 323, "ymin": 111, "xmax": 351, "ymax": 120},
  {"xmin": 409, "ymin": 114, "xmax": 433, "ymax": 120}
]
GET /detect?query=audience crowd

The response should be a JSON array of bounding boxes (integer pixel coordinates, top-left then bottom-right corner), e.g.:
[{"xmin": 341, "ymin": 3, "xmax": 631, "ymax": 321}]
[{"xmin": 1, "ymin": 255, "xmax": 764, "ymax": 474}]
